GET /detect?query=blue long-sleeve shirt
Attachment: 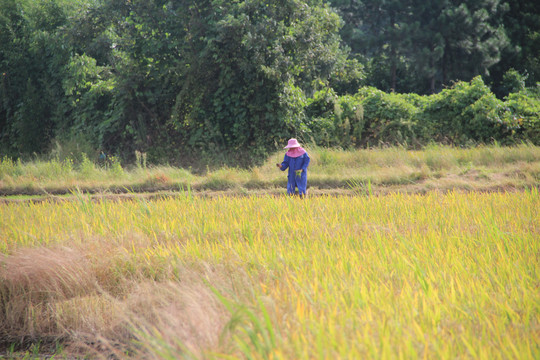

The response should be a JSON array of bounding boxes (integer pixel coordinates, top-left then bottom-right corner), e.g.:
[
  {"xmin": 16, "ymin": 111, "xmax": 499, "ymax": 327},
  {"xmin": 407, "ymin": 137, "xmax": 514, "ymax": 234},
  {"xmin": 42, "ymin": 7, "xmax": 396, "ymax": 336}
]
[
  {"xmin": 280, "ymin": 152, "xmax": 310, "ymax": 194},
  {"xmin": 280, "ymin": 152, "xmax": 310, "ymax": 173}
]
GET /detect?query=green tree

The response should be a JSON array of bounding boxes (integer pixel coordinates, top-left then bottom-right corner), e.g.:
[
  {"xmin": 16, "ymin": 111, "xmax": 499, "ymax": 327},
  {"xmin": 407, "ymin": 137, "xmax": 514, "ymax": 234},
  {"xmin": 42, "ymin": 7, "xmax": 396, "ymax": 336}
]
[
  {"xmin": 329, "ymin": 0, "xmax": 510, "ymax": 94},
  {"xmin": 0, "ymin": 0, "xmax": 74, "ymax": 155},
  {"xmin": 166, "ymin": 0, "xmax": 347, "ymax": 162},
  {"xmin": 330, "ymin": 0, "xmax": 413, "ymax": 92},
  {"xmin": 54, "ymin": 0, "xmax": 348, "ymax": 164},
  {"xmin": 489, "ymin": 0, "xmax": 540, "ymax": 97}
]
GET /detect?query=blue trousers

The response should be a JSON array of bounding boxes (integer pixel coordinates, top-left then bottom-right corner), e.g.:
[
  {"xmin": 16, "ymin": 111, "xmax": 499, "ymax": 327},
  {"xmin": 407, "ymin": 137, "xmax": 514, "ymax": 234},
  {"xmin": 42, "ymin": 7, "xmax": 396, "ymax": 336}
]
[{"xmin": 287, "ymin": 172, "xmax": 307, "ymax": 195}]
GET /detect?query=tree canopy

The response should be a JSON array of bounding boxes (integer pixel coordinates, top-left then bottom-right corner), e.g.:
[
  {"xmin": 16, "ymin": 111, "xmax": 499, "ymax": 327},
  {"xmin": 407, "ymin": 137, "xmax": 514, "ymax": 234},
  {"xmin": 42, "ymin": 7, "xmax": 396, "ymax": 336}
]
[{"xmin": 0, "ymin": 0, "xmax": 538, "ymax": 164}]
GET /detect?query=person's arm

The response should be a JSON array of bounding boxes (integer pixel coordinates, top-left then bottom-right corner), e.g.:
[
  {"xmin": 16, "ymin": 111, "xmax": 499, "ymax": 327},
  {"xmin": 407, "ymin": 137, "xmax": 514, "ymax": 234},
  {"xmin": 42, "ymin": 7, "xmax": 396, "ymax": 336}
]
[
  {"xmin": 301, "ymin": 152, "xmax": 310, "ymax": 172},
  {"xmin": 277, "ymin": 155, "xmax": 289, "ymax": 171}
]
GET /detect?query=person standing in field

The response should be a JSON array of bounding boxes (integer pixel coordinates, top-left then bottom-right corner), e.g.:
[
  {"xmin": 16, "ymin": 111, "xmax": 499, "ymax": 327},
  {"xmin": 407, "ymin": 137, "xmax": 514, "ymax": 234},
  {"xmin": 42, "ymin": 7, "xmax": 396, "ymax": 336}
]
[{"xmin": 276, "ymin": 138, "xmax": 310, "ymax": 197}]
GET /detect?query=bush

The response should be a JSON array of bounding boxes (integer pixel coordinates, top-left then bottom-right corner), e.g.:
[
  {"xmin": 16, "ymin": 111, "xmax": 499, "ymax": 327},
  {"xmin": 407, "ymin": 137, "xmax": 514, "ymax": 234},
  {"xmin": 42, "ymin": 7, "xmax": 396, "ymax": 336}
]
[
  {"xmin": 334, "ymin": 95, "xmax": 365, "ymax": 148},
  {"xmin": 305, "ymin": 88, "xmax": 339, "ymax": 146},
  {"xmin": 305, "ymin": 89, "xmax": 365, "ymax": 148},
  {"xmin": 356, "ymin": 87, "xmax": 420, "ymax": 147},
  {"xmin": 501, "ymin": 68, "xmax": 527, "ymax": 97},
  {"xmin": 302, "ymin": 77, "xmax": 539, "ymax": 150},
  {"xmin": 421, "ymin": 77, "xmax": 516, "ymax": 145},
  {"xmin": 504, "ymin": 86, "xmax": 540, "ymax": 145}
]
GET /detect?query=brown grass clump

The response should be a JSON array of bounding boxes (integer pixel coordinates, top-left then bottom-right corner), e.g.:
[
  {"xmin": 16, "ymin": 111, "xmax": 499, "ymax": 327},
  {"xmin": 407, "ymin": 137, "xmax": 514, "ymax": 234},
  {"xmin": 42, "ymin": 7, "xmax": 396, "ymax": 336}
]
[
  {"xmin": 0, "ymin": 245, "xmax": 231, "ymax": 358},
  {"xmin": 150, "ymin": 172, "xmax": 171, "ymax": 185},
  {"xmin": 124, "ymin": 280, "xmax": 229, "ymax": 358},
  {"xmin": 0, "ymin": 247, "xmax": 100, "ymax": 341}
]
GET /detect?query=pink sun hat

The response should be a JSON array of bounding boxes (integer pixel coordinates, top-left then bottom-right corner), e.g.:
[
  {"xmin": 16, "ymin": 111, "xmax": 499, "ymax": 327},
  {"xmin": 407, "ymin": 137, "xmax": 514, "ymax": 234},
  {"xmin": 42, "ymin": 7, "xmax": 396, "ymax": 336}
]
[{"xmin": 284, "ymin": 138, "xmax": 301, "ymax": 149}]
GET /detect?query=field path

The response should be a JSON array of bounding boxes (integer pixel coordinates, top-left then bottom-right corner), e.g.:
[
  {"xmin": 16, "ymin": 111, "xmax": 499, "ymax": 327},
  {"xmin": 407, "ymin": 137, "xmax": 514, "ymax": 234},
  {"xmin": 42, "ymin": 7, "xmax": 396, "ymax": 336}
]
[{"xmin": 1, "ymin": 183, "xmax": 536, "ymax": 204}]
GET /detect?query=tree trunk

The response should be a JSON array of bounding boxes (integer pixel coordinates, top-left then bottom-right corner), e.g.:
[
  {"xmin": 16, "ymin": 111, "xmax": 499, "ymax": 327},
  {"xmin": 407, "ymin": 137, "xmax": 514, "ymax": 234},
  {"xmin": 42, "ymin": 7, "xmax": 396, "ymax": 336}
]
[{"xmin": 391, "ymin": 46, "xmax": 397, "ymax": 92}]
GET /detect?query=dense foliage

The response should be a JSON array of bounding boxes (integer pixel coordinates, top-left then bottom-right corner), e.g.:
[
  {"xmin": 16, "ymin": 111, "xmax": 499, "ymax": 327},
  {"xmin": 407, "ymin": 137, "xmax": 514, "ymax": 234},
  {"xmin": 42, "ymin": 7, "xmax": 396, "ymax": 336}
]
[
  {"xmin": 304, "ymin": 77, "xmax": 539, "ymax": 148},
  {"xmin": 0, "ymin": 0, "xmax": 539, "ymax": 165},
  {"xmin": 331, "ymin": 0, "xmax": 540, "ymax": 95}
]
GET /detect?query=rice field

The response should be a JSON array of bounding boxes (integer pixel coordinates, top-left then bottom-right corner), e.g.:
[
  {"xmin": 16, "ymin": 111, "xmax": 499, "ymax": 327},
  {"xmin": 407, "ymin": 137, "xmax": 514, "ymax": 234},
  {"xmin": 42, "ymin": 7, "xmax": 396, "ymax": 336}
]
[{"xmin": 0, "ymin": 189, "xmax": 538, "ymax": 359}]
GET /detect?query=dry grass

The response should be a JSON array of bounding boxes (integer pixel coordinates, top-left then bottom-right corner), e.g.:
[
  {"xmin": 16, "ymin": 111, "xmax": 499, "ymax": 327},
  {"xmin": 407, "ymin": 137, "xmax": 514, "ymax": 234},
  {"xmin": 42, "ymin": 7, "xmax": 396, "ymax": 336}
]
[
  {"xmin": 1, "ymin": 144, "xmax": 539, "ymax": 197},
  {"xmin": 1, "ymin": 247, "xmax": 100, "ymax": 338},
  {"xmin": 0, "ymin": 243, "xmax": 235, "ymax": 359}
]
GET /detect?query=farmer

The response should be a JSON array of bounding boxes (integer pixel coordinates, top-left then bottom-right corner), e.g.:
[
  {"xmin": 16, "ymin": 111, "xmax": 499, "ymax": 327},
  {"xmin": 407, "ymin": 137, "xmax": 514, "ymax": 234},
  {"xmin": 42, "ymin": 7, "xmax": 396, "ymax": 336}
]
[{"xmin": 276, "ymin": 138, "xmax": 310, "ymax": 196}]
